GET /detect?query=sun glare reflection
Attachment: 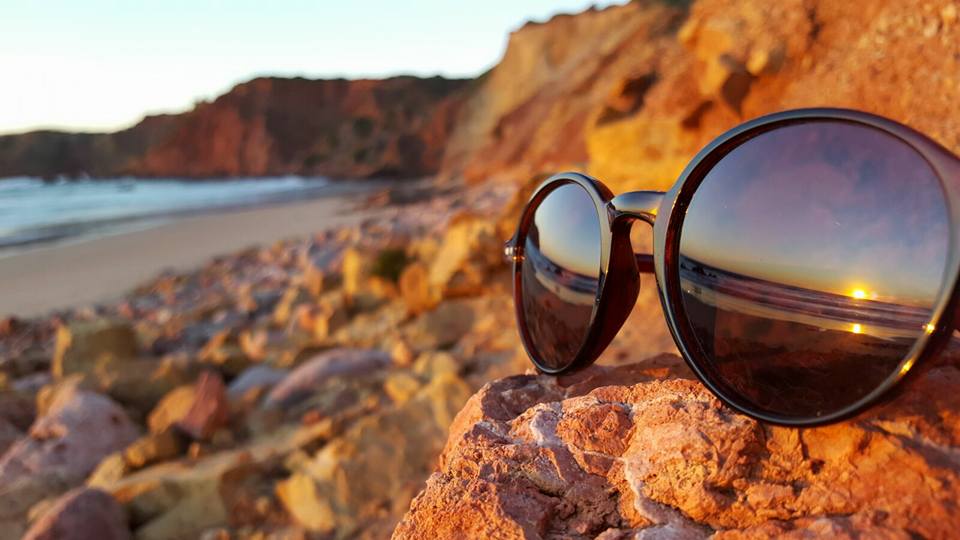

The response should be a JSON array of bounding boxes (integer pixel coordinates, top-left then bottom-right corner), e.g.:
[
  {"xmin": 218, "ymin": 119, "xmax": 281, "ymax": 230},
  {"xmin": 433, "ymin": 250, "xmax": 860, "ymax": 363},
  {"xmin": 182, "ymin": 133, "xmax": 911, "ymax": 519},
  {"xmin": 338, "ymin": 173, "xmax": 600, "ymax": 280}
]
[{"xmin": 851, "ymin": 323, "xmax": 863, "ymax": 334}]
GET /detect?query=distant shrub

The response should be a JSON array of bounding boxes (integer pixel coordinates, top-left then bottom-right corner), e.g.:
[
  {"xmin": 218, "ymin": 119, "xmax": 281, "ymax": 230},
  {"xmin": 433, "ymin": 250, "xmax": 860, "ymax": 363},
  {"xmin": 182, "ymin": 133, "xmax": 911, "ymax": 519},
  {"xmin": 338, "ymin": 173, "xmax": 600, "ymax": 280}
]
[
  {"xmin": 303, "ymin": 152, "xmax": 328, "ymax": 168},
  {"xmin": 371, "ymin": 248, "xmax": 411, "ymax": 283},
  {"xmin": 352, "ymin": 117, "xmax": 375, "ymax": 138}
]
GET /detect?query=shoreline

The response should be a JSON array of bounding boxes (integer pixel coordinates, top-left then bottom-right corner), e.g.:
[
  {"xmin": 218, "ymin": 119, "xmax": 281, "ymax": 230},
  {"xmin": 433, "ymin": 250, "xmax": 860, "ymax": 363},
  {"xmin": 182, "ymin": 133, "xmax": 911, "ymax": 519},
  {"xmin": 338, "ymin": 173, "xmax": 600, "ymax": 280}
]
[{"xmin": 0, "ymin": 191, "xmax": 386, "ymax": 318}]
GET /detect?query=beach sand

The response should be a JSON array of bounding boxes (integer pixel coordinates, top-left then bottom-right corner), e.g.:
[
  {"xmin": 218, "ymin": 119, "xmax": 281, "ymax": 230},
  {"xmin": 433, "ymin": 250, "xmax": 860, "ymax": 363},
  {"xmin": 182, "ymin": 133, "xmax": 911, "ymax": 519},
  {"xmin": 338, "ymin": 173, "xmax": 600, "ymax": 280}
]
[{"xmin": 0, "ymin": 196, "xmax": 377, "ymax": 318}]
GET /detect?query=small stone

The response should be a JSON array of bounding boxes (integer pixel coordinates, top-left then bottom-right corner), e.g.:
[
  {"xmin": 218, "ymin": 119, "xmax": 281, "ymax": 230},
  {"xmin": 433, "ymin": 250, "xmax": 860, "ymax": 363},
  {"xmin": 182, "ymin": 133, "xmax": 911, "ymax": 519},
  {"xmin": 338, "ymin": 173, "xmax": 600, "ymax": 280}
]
[
  {"xmin": 301, "ymin": 261, "xmax": 326, "ymax": 297},
  {"xmin": 176, "ymin": 371, "xmax": 230, "ymax": 441},
  {"xmin": 123, "ymin": 428, "xmax": 184, "ymax": 469},
  {"xmin": 199, "ymin": 330, "xmax": 250, "ymax": 376},
  {"xmin": 384, "ymin": 372, "xmax": 422, "ymax": 405},
  {"xmin": 389, "ymin": 338, "xmax": 415, "ymax": 367},
  {"xmin": 273, "ymin": 286, "xmax": 308, "ymax": 327},
  {"xmin": 341, "ymin": 247, "xmax": 367, "ymax": 299},
  {"xmin": 276, "ymin": 473, "xmax": 336, "ymax": 533},
  {"xmin": 403, "ymin": 300, "xmax": 477, "ymax": 351},
  {"xmin": 399, "ymin": 262, "xmax": 439, "ymax": 315},
  {"xmin": 295, "ymin": 291, "xmax": 350, "ymax": 340},
  {"xmin": 413, "ymin": 352, "xmax": 461, "ymax": 379},
  {"xmin": 226, "ymin": 365, "xmax": 288, "ymax": 402},
  {"xmin": 86, "ymin": 453, "xmax": 129, "ymax": 488},
  {"xmin": 52, "ymin": 320, "xmax": 138, "ymax": 379},
  {"xmin": 148, "ymin": 385, "xmax": 197, "ymax": 434},
  {"xmin": 238, "ymin": 329, "xmax": 268, "ymax": 361}
]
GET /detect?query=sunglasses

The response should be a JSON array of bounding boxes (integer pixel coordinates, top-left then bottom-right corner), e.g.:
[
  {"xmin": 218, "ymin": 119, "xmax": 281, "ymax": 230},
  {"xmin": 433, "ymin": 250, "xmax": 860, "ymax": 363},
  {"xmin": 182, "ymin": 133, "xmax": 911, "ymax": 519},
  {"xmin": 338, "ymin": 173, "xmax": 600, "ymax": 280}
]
[{"xmin": 505, "ymin": 108, "xmax": 960, "ymax": 426}]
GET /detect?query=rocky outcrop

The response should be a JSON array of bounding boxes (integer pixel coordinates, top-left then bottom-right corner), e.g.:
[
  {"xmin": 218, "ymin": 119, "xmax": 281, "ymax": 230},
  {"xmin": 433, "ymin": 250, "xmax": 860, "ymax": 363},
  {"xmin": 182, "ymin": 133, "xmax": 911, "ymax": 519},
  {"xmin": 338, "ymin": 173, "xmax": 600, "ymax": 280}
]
[
  {"xmin": 0, "ymin": 76, "xmax": 468, "ymax": 179},
  {"xmin": 395, "ymin": 354, "xmax": 960, "ymax": 538}
]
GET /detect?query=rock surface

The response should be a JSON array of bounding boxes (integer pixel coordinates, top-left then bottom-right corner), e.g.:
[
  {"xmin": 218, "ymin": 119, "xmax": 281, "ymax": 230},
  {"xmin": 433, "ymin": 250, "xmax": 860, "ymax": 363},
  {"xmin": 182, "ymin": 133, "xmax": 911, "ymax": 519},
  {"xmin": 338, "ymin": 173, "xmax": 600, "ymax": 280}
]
[{"xmin": 395, "ymin": 356, "xmax": 960, "ymax": 539}]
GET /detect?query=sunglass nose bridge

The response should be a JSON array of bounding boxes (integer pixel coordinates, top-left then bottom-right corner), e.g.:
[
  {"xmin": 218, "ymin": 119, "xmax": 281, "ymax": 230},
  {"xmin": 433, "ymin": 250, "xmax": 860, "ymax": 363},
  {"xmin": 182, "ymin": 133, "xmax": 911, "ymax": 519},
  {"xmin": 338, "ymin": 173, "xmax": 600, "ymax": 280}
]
[{"xmin": 607, "ymin": 191, "xmax": 665, "ymax": 225}]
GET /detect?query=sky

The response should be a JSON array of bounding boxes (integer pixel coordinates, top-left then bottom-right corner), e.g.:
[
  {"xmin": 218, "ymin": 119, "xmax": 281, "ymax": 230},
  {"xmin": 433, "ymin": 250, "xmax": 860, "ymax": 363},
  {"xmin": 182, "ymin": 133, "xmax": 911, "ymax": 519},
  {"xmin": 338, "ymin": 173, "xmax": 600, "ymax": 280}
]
[
  {"xmin": 0, "ymin": 0, "xmax": 625, "ymax": 135},
  {"xmin": 679, "ymin": 122, "xmax": 949, "ymax": 307}
]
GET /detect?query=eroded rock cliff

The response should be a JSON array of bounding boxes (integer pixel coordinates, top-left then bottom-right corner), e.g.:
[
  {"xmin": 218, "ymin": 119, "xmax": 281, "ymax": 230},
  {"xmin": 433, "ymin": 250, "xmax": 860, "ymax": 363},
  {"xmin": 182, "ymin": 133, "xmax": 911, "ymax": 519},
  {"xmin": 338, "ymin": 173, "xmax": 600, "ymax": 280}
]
[{"xmin": 443, "ymin": 0, "xmax": 960, "ymax": 191}]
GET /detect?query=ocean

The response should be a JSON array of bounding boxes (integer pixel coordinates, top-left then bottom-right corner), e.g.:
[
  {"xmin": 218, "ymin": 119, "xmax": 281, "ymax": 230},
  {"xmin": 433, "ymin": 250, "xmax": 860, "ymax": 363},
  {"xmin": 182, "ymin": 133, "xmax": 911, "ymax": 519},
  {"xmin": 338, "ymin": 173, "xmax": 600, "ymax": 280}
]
[{"xmin": 0, "ymin": 176, "xmax": 347, "ymax": 252}]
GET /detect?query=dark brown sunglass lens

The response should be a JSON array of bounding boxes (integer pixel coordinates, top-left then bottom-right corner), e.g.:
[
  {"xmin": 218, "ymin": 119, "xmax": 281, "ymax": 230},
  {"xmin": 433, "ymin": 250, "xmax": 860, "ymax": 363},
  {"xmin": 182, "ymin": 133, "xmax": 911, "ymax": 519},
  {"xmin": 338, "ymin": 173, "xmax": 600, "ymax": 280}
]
[
  {"xmin": 679, "ymin": 121, "xmax": 949, "ymax": 420},
  {"xmin": 520, "ymin": 183, "xmax": 602, "ymax": 370}
]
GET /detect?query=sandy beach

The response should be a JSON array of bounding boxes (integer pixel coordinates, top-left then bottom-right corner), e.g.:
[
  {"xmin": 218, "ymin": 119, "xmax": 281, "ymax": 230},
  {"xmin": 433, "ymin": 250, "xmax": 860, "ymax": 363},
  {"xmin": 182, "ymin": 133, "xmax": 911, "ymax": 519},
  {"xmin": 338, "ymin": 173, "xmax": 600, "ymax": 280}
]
[{"xmin": 0, "ymin": 195, "xmax": 377, "ymax": 318}]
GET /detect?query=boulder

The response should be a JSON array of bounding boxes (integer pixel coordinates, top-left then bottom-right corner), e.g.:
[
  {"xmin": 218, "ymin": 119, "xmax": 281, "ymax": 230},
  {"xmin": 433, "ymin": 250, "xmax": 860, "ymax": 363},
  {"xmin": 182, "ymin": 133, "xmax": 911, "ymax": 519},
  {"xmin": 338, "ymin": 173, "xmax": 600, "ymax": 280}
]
[
  {"xmin": 22, "ymin": 488, "xmax": 130, "ymax": 540},
  {"xmin": 0, "ymin": 384, "xmax": 138, "ymax": 540},
  {"xmin": 395, "ymin": 356, "xmax": 960, "ymax": 538},
  {"xmin": 52, "ymin": 320, "xmax": 138, "ymax": 379},
  {"xmin": 0, "ymin": 383, "xmax": 139, "ymax": 485}
]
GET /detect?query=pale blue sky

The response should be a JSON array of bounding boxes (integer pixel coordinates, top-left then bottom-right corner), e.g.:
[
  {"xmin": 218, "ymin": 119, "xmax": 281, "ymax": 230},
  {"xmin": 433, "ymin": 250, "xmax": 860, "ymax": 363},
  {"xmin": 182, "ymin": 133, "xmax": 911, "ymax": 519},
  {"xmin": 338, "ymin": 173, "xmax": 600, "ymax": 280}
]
[{"xmin": 0, "ymin": 0, "xmax": 624, "ymax": 134}]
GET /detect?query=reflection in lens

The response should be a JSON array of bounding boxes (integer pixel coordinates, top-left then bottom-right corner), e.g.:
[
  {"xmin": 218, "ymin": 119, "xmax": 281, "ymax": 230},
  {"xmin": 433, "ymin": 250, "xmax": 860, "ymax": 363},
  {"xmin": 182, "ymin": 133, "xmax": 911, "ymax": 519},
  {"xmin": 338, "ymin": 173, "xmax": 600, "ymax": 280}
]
[
  {"xmin": 521, "ymin": 183, "xmax": 602, "ymax": 370},
  {"xmin": 679, "ymin": 121, "xmax": 949, "ymax": 419}
]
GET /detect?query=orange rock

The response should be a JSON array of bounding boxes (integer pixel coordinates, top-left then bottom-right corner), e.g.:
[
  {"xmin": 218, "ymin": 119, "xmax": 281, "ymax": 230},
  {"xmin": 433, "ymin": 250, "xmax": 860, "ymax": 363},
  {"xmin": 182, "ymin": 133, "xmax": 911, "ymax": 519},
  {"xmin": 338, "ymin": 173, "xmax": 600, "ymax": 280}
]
[{"xmin": 396, "ymin": 357, "xmax": 960, "ymax": 538}]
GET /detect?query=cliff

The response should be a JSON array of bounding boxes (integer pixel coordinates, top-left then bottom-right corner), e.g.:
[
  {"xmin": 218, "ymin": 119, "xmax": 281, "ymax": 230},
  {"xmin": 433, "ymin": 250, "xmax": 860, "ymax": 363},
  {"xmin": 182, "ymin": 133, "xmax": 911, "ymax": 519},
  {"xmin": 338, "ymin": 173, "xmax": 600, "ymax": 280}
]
[
  {"xmin": 0, "ymin": 76, "xmax": 468, "ymax": 179},
  {"xmin": 443, "ymin": 0, "xmax": 960, "ymax": 191}
]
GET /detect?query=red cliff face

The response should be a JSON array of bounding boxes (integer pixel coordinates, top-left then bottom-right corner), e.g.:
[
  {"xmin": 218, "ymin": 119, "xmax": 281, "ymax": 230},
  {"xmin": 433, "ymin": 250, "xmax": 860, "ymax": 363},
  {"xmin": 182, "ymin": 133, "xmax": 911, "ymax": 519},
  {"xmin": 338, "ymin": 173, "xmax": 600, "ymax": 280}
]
[
  {"xmin": 0, "ymin": 76, "xmax": 468, "ymax": 179},
  {"xmin": 132, "ymin": 76, "xmax": 469, "ymax": 179}
]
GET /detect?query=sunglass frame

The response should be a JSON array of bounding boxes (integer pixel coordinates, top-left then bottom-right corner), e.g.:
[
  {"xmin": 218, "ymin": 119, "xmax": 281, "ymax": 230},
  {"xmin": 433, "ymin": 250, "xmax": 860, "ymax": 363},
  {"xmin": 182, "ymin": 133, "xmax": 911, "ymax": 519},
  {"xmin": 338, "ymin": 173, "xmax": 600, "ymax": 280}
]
[{"xmin": 508, "ymin": 107, "xmax": 960, "ymax": 426}]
